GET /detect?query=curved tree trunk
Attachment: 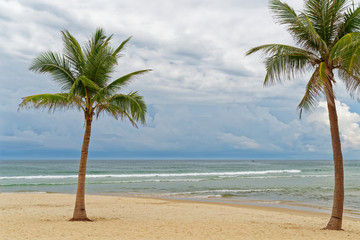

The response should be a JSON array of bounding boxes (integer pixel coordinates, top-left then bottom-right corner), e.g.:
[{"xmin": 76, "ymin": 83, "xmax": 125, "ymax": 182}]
[
  {"xmin": 71, "ymin": 117, "xmax": 92, "ymax": 221},
  {"xmin": 324, "ymin": 87, "xmax": 344, "ymax": 230}
]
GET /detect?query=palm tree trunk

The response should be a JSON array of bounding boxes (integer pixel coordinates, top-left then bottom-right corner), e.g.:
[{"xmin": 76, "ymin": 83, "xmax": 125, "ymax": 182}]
[
  {"xmin": 71, "ymin": 117, "xmax": 92, "ymax": 221},
  {"xmin": 324, "ymin": 89, "xmax": 344, "ymax": 230}
]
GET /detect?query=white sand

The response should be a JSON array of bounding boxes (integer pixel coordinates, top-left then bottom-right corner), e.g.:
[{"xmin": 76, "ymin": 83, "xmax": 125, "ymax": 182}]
[{"xmin": 1, "ymin": 193, "xmax": 359, "ymax": 240}]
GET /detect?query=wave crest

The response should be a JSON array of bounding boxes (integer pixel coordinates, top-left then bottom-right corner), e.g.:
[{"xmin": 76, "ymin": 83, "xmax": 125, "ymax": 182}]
[{"xmin": 0, "ymin": 169, "xmax": 301, "ymax": 180}]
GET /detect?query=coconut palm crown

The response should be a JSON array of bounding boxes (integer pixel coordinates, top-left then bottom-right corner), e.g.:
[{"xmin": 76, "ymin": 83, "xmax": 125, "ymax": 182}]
[
  {"xmin": 19, "ymin": 28, "xmax": 150, "ymax": 221},
  {"xmin": 247, "ymin": 0, "xmax": 360, "ymax": 230}
]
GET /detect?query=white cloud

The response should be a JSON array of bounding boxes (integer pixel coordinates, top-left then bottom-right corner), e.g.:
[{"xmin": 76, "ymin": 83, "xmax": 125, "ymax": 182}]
[
  {"xmin": 89, "ymin": 103, "xmax": 288, "ymax": 154},
  {"xmin": 304, "ymin": 144, "xmax": 316, "ymax": 152},
  {"xmin": 307, "ymin": 101, "xmax": 360, "ymax": 150},
  {"xmin": 0, "ymin": 1, "xmax": 66, "ymax": 60},
  {"xmin": 218, "ymin": 132, "xmax": 260, "ymax": 150},
  {"xmin": 2, "ymin": 0, "xmax": 360, "ymax": 159}
]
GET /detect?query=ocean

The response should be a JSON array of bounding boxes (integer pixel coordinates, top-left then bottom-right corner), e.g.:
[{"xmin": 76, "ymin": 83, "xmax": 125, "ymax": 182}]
[{"xmin": 1, "ymin": 159, "xmax": 359, "ymax": 217}]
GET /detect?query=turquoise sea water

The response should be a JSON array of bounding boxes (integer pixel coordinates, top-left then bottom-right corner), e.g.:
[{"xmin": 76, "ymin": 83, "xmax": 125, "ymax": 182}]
[{"xmin": 1, "ymin": 160, "xmax": 359, "ymax": 216}]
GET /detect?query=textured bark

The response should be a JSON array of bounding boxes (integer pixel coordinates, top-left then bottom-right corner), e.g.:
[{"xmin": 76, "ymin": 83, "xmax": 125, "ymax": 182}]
[
  {"xmin": 71, "ymin": 116, "xmax": 92, "ymax": 221},
  {"xmin": 324, "ymin": 87, "xmax": 344, "ymax": 230}
]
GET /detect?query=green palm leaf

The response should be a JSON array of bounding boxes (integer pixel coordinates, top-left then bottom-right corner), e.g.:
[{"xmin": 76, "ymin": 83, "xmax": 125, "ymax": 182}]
[
  {"xmin": 304, "ymin": 0, "xmax": 342, "ymax": 43},
  {"xmin": 19, "ymin": 93, "xmax": 75, "ymax": 112},
  {"xmin": 106, "ymin": 70, "xmax": 152, "ymax": 93},
  {"xmin": 61, "ymin": 30, "xmax": 86, "ymax": 76},
  {"xmin": 69, "ymin": 76, "xmax": 101, "ymax": 100},
  {"xmin": 247, "ymin": 44, "xmax": 315, "ymax": 85},
  {"xmin": 29, "ymin": 52, "xmax": 76, "ymax": 91},
  {"xmin": 335, "ymin": 1, "xmax": 360, "ymax": 39},
  {"xmin": 298, "ymin": 67, "xmax": 323, "ymax": 118},
  {"xmin": 113, "ymin": 36, "xmax": 132, "ymax": 58},
  {"xmin": 102, "ymin": 92, "xmax": 147, "ymax": 127},
  {"xmin": 269, "ymin": 0, "xmax": 328, "ymax": 52}
]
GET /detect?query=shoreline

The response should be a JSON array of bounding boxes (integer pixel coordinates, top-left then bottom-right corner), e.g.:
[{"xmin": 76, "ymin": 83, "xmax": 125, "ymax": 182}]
[
  {"xmin": 164, "ymin": 197, "xmax": 360, "ymax": 219},
  {"xmin": 148, "ymin": 196, "xmax": 360, "ymax": 221},
  {"xmin": 1, "ymin": 193, "xmax": 359, "ymax": 240},
  {"xmin": 3, "ymin": 191, "xmax": 360, "ymax": 219}
]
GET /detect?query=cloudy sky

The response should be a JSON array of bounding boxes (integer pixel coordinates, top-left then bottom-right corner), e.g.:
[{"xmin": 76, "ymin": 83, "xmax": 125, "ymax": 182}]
[{"xmin": 1, "ymin": 0, "xmax": 360, "ymax": 160}]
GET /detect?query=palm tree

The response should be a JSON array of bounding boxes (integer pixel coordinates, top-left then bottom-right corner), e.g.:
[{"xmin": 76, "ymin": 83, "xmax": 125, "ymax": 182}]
[
  {"xmin": 247, "ymin": 0, "xmax": 360, "ymax": 230},
  {"xmin": 19, "ymin": 28, "xmax": 150, "ymax": 221}
]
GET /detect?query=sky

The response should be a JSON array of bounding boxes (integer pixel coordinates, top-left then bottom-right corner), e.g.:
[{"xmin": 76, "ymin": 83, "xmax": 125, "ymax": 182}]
[{"xmin": 1, "ymin": 0, "xmax": 360, "ymax": 160}]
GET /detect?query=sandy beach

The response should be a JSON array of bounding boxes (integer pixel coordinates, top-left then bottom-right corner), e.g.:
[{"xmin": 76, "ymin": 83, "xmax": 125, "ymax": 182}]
[{"xmin": 0, "ymin": 194, "xmax": 359, "ymax": 240}]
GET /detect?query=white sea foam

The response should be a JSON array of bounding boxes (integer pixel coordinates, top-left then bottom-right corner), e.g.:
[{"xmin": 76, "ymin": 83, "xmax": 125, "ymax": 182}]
[
  {"xmin": 98, "ymin": 179, "xmax": 204, "ymax": 184},
  {"xmin": 0, "ymin": 169, "xmax": 301, "ymax": 180},
  {"xmin": 299, "ymin": 175, "xmax": 332, "ymax": 178},
  {"xmin": 0, "ymin": 191, "xmax": 47, "ymax": 194},
  {"xmin": 0, "ymin": 175, "xmax": 78, "ymax": 180},
  {"xmin": 161, "ymin": 188, "xmax": 283, "ymax": 196}
]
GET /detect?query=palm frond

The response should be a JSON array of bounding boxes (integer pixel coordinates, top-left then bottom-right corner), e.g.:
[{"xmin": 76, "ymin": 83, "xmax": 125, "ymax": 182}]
[
  {"xmin": 300, "ymin": 13, "xmax": 329, "ymax": 54},
  {"xmin": 69, "ymin": 76, "xmax": 100, "ymax": 98},
  {"xmin": 304, "ymin": 0, "xmax": 346, "ymax": 44},
  {"xmin": 92, "ymin": 47, "xmax": 117, "ymax": 87},
  {"xmin": 91, "ymin": 69, "xmax": 151, "ymax": 105},
  {"xmin": 96, "ymin": 103, "xmax": 138, "ymax": 127},
  {"xmin": 86, "ymin": 28, "xmax": 113, "ymax": 58},
  {"xmin": 338, "ymin": 67, "xmax": 360, "ymax": 96},
  {"xmin": 247, "ymin": 44, "xmax": 315, "ymax": 58},
  {"xmin": 113, "ymin": 36, "xmax": 132, "ymax": 58},
  {"xmin": 269, "ymin": 0, "xmax": 298, "ymax": 26},
  {"xmin": 298, "ymin": 67, "xmax": 324, "ymax": 118},
  {"xmin": 336, "ymin": 1, "xmax": 360, "ymax": 39},
  {"xmin": 270, "ymin": 0, "xmax": 307, "ymax": 44},
  {"xmin": 18, "ymin": 93, "xmax": 76, "ymax": 112},
  {"xmin": 269, "ymin": 0, "xmax": 328, "ymax": 53},
  {"xmin": 111, "ymin": 92, "xmax": 147, "ymax": 126},
  {"xmin": 95, "ymin": 28, "xmax": 110, "ymax": 45},
  {"xmin": 29, "ymin": 52, "xmax": 76, "ymax": 91},
  {"xmin": 330, "ymin": 32, "xmax": 357, "ymax": 58},
  {"xmin": 96, "ymin": 92, "xmax": 147, "ymax": 127},
  {"xmin": 297, "ymin": 60, "xmax": 335, "ymax": 115},
  {"xmin": 247, "ymin": 44, "xmax": 315, "ymax": 85},
  {"xmin": 331, "ymin": 32, "xmax": 360, "ymax": 76},
  {"xmin": 106, "ymin": 70, "xmax": 152, "ymax": 94},
  {"xmin": 88, "ymin": 28, "xmax": 109, "ymax": 55},
  {"xmin": 83, "ymin": 29, "xmax": 117, "ymax": 87},
  {"xmin": 61, "ymin": 30, "xmax": 85, "ymax": 76}
]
